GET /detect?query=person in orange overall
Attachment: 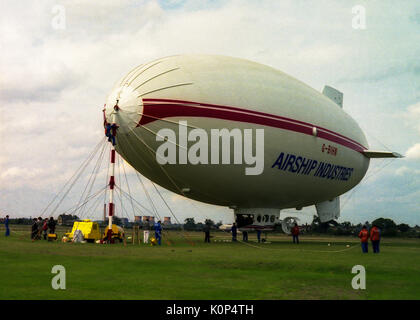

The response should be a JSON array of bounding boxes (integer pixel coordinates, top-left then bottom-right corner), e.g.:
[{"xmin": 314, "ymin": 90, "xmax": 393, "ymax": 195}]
[
  {"xmin": 370, "ymin": 224, "xmax": 381, "ymax": 253},
  {"xmin": 358, "ymin": 225, "xmax": 369, "ymax": 253}
]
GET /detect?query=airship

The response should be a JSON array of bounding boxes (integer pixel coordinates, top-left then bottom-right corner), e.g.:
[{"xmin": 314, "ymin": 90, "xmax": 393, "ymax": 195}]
[{"xmin": 103, "ymin": 55, "xmax": 401, "ymax": 232}]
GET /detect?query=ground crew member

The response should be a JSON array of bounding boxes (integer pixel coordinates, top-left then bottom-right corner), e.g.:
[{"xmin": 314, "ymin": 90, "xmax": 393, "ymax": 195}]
[
  {"xmin": 358, "ymin": 225, "xmax": 369, "ymax": 253},
  {"xmin": 231, "ymin": 223, "xmax": 237, "ymax": 242},
  {"xmin": 4, "ymin": 215, "xmax": 10, "ymax": 237},
  {"xmin": 48, "ymin": 217, "xmax": 56, "ymax": 234},
  {"xmin": 143, "ymin": 219, "xmax": 150, "ymax": 244},
  {"xmin": 36, "ymin": 217, "xmax": 43, "ymax": 240},
  {"xmin": 31, "ymin": 218, "xmax": 38, "ymax": 241},
  {"xmin": 154, "ymin": 220, "xmax": 162, "ymax": 245},
  {"xmin": 242, "ymin": 230, "xmax": 248, "ymax": 242},
  {"xmin": 203, "ymin": 223, "xmax": 210, "ymax": 243},
  {"xmin": 370, "ymin": 224, "xmax": 381, "ymax": 253},
  {"xmin": 42, "ymin": 218, "xmax": 48, "ymax": 240},
  {"xmin": 291, "ymin": 223, "xmax": 300, "ymax": 244},
  {"xmin": 257, "ymin": 230, "xmax": 261, "ymax": 243}
]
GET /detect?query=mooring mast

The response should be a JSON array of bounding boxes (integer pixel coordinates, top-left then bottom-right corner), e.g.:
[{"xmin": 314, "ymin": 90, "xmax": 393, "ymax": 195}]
[{"xmin": 104, "ymin": 102, "xmax": 119, "ymax": 233}]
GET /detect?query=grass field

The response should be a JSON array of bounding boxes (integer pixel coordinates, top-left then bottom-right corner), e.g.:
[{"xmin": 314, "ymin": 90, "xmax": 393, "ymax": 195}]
[{"xmin": 0, "ymin": 225, "xmax": 419, "ymax": 300}]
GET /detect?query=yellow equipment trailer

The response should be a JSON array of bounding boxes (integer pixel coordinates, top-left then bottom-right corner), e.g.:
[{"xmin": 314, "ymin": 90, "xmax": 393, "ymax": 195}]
[{"xmin": 64, "ymin": 219, "xmax": 102, "ymax": 243}]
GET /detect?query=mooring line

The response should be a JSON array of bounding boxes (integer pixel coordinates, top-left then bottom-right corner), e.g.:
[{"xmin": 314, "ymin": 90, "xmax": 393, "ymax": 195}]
[{"xmin": 212, "ymin": 236, "xmax": 359, "ymax": 253}]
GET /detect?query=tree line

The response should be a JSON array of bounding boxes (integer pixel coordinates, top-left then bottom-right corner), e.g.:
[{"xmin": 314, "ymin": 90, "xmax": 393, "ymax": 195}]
[{"xmin": 306, "ymin": 216, "xmax": 420, "ymax": 238}]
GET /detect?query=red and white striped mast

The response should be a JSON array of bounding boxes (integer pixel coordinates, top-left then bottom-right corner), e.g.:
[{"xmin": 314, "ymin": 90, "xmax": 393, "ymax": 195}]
[
  {"xmin": 108, "ymin": 140, "xmax": 116, "ymax": 230},
  {"xmin": 104, "ymin": 102, "xmax": 119, "ymax": 237}
]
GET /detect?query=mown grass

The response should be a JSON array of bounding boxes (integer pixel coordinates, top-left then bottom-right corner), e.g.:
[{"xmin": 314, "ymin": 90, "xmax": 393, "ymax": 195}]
[{"xmin": 0, "ymin": 225, "xmax": 419, "ymax": 300}]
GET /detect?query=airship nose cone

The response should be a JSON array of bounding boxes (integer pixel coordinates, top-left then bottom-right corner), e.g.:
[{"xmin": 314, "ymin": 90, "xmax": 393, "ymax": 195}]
[{"xmin": 105, "ymin": 85, "xmax": 143, "ymax": 134}]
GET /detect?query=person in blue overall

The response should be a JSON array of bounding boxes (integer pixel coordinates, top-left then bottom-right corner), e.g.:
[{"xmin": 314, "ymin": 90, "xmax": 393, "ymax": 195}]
[
  {"xmin": 257, "ymin": 230, "xmax": 261, "ymax": 243},
  {"xmin": 4, "ymin": 215, "xmax": 10, "ymax": 237},
  {"xmin": 154, "ymin": 220, "xmax": 162, "ymax": 245},
  {"xmin": 242, "ymin": 230, "xmax": 248, "ymax": 242},
  {"xmin": 231, "ymin": 223, "xmax": 237, "ymax": 242},
  {"xmin": 105, "ymin": 123, "xmax": 117, "ymax": 146}
]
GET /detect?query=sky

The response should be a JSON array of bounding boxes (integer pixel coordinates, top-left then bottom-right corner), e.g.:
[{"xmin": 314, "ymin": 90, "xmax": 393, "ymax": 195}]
[{"xmin": 0, "ymin": 0, "xmax": 419, "ymax": 226}]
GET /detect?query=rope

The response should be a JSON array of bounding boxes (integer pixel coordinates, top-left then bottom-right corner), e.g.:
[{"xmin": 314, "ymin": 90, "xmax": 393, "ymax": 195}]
[
  {"xmin": 82, "ymin": 187, "xmax": 107, "ymax": 220},
  {"xmin": 150, "ymin": 181, "xmax": 185, "ymax": 226},
  {"xmin": 120, "ymin": 157, "xmax": 136, "ymax": 219},
  {"xmin": 232, "ymin": 240, "xmax": 359, "ymax": 253},
  {"xmin": 103, "ymin": 143, "xmax": 111, "ymax": 219},
  {"xmin": 365, "ymin": 130, "xmax": 392, "ymax": 152},
  {"xmin": 133, "ymin": 172, "xmax": 177, "ymax": 244},
  {"xmin": 135, "ymin": 172, "xmax": 160, "ymax": 218},
  {"xmin": 115, "ymin": 186, "xmax": 154, "ymax": 216},
  {"xmin": 76, "ymin": 141, "xmax": 107, "ymax": 218},
  {"xmin": 113, "ymin": 183, "xmax": 173, "ymax": 245},
  {"xmin": 60, "ymin": 186, "xmax": 107, "ymax": 217},
  {"xmin": 115, "ymin": 132, "xmax": 192, "ymax": 244},
  {"xmin": 40, "ymin": 137, "xmax": 106, "ymax": 218},
  {"xmin": 116, "ymin": 156, "xmax": 124, "ymax": 220},
  {"xmin": 114, "ymin": 187, "xmax": 135, "ymax": 222}
]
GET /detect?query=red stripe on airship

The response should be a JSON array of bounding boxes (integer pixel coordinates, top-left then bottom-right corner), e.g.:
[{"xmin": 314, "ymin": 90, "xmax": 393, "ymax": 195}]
[
  {"xmin": 138, "ymin": 98, "xmax": 367, "ymax": 153},
  {"xmin": 142, "ymin": 98, "xmax": 366, "ymax": 148}
]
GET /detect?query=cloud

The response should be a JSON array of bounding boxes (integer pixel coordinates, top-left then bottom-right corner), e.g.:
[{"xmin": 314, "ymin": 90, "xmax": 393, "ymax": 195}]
[
  {"xmin": 0, "ymin": 65, "xmax": 80, "ymax": 103},
  {"xmin": 404, "ymin": 102, "xmax": 420, "ymax": 134},
  {"xmin": 338, "ymin": 61, "xmax": 420, "ymax": 83},
  {"xmin": 395, "ymin": 166, "xmax": 420, "ymax": 176},
  {"xmin": 406, "ymin": 143, "xmax": 420, "ymax": 160}
]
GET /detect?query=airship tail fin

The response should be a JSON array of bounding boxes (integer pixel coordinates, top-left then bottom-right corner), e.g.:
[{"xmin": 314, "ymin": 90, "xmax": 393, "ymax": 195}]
[
  {"xmin": 362, "ymin": 150, "xmax": 403, "ymax": 158},
  {"xmin": 315, "ymin": 197, "xmax": 340, "ymax": 222},
  {"xmin": 322, "ymin": 85, "xmax": 343, "ymax": 108}
]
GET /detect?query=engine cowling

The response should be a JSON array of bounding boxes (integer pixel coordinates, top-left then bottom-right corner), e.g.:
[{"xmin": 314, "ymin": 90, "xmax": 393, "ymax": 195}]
[{"xmin": 281, "ymin": 217, "xmax": 300, "ymax": 234}]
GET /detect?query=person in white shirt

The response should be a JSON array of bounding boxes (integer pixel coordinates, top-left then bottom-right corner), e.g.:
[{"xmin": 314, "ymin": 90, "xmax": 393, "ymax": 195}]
[{"xmin": 143, "ymin": 219, "xmax": 150, "ymax": 244}]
